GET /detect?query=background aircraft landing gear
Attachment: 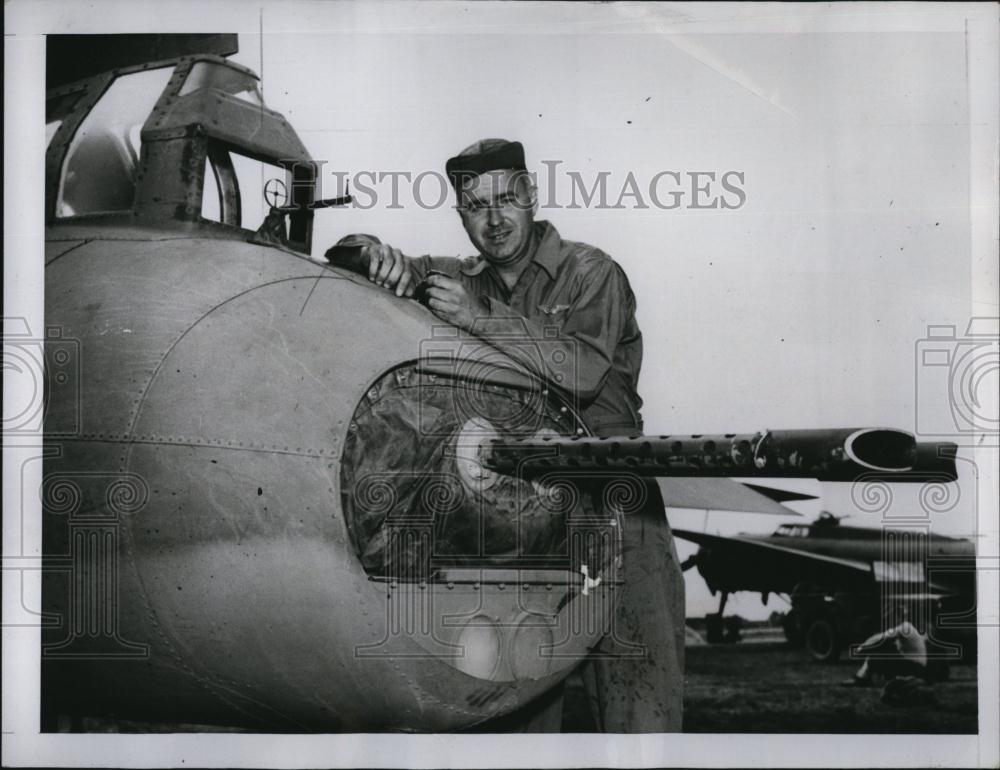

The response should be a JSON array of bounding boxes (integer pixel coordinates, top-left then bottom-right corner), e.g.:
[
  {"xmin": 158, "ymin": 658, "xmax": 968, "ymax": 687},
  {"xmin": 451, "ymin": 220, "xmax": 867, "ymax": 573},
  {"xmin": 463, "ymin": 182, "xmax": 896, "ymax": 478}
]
[
  {"xmin": 804, "ymin": 616, "xmax": 841, "ymax": 662},
  {"xmin": 706, "ymin": 591, "xmax": 729, "ymax": 643}
]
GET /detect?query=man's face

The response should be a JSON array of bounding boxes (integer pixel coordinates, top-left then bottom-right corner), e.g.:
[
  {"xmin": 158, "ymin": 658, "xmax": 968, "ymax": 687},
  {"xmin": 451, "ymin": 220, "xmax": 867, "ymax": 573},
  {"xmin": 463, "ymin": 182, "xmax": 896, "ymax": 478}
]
[{"xmin": 457, "ymin": 169, "xmax": 537, "ymax": 266}]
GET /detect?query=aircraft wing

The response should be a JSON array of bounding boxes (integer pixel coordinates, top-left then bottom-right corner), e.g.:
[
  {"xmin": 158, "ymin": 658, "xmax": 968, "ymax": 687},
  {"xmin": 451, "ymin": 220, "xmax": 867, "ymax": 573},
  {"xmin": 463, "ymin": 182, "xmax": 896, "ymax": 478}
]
[
  {"xmin": 658, "ymin": 477, "xmax": 799, "ymax": 516},
  {"xmin": 739, "ymin": 482, "xmax": 819, "ymax": 503},
  {"xmin": 673, "ymin": 529, "xmax": 872, "ymax": 572},
  {"xmin": 672, "ymin": 528, "xmax": 873, "ymax": 595}
]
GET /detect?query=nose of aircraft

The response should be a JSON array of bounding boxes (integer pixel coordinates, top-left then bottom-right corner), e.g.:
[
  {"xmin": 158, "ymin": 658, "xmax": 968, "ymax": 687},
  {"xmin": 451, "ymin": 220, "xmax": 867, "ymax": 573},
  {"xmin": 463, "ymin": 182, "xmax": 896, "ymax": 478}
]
[{"xmin": 43, "ymin": 236, "xmax": 617, "ymax": 731}]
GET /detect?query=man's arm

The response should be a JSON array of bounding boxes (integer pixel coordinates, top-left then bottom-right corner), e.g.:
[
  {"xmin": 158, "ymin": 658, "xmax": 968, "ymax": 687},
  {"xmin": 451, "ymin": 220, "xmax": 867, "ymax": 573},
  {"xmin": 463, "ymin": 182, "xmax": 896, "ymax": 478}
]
[
  {"xmin": 326, "ymin": 234, "xmax": 469, "ymax": 299},
  {"xmin": 324, "ymin": 233, "xmax": 380, "ymax": 273},
  {"xmin": 855, "ymin": 629, "xmax": 890, "ymax": 655},
  {"xmin": 424, "ymin": 259, "xmax": 633, "ymax": 402},
  {"xmin": 326, "ymin": 234, "xmax": 425, "ymax": 298}
]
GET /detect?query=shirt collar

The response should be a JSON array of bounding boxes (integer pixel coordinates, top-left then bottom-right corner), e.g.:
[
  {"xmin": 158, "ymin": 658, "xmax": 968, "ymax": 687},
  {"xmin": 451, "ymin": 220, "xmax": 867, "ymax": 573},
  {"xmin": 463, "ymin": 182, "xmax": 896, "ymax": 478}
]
[{"xmin": 460, "ymin": 220, "xmax": 565, "ymax": 279}]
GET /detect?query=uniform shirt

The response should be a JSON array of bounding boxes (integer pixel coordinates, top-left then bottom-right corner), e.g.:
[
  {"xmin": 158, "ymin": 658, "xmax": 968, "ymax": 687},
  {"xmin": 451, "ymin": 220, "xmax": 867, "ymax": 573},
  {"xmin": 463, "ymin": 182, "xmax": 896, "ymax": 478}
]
[{"xmin": 409, "ymin": 220, "xmax": 644, "ymax": 436}]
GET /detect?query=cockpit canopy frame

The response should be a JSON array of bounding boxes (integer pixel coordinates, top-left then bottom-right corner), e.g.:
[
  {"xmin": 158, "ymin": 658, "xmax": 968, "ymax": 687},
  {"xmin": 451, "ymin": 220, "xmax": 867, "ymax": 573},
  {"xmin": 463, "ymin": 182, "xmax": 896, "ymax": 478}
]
[{"xmin": 45, "ymin": 54, "xmax": 318, "ymax": 254}]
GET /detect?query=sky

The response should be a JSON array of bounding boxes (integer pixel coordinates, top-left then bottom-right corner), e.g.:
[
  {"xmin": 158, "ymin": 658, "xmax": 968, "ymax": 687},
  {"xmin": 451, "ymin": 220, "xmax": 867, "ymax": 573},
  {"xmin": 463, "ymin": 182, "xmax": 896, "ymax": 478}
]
[{"xmin": 221, "ymin": 6, "xmax": 996, "ymax": 618}]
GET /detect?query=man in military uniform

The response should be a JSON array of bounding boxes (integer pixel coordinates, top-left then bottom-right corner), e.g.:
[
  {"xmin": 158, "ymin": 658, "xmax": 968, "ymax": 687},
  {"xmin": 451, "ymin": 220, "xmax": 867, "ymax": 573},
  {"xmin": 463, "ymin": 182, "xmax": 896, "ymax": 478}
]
[{"xmin": 328, "ymin": 138, "xmax": 684, "ymax": 732}]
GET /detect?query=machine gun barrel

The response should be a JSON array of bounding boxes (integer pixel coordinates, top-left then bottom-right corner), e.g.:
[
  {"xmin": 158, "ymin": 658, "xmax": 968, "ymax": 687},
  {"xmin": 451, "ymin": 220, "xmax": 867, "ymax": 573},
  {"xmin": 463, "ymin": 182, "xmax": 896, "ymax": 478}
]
[{"xmin": 483, "ymin": 428, "xmax": 957, "ymax": 482}]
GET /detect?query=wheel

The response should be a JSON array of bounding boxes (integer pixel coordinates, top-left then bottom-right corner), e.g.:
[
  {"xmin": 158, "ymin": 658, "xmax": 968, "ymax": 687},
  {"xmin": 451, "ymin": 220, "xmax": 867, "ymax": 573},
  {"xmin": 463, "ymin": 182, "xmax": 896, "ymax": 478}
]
[{"xmin": 805, "ymin": 617, "xmax": 841, "ymax": 662}]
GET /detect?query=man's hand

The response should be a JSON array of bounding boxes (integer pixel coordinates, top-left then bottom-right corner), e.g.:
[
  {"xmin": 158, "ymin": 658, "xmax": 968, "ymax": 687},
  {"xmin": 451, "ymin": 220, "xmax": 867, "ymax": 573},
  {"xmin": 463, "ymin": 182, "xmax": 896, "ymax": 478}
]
[
  {"xmin": 423, "ymin": 274, "xmax": 489, "ymax": 330},
  {"xmin": 363, "ymin": 243, "xmax": 416, "ymax": 298}
]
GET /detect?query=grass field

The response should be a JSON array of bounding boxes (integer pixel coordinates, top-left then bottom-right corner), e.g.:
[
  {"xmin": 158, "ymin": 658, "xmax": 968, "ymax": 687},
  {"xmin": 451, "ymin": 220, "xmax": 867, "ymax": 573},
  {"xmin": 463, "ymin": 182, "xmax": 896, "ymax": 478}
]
[
  {"xmin": 683, "ymin": 641, "xmax": 978, "ymax": 733},
  {"xmin": 562, "ymin": 639, "xmax": 978, "ymax": 734}
]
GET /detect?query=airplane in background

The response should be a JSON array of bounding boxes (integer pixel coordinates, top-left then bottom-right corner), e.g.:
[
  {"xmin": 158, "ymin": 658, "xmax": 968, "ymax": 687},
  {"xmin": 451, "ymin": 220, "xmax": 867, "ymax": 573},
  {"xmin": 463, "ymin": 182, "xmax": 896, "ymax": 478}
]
[
  {"xmin": 675, "ymin": 512, "xmax": 977, "ymax": 663},
  {"xmin": 38, "ymin": 33, "xmax": 959, "ymax": 732}
]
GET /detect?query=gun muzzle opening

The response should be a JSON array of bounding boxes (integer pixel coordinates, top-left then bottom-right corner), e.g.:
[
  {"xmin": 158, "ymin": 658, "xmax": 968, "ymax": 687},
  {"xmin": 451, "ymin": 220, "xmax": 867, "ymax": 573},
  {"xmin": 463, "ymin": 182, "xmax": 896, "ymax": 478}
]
[{"xmin": 844, "ymin": 428, "xmax": 916, "ymax": 472}]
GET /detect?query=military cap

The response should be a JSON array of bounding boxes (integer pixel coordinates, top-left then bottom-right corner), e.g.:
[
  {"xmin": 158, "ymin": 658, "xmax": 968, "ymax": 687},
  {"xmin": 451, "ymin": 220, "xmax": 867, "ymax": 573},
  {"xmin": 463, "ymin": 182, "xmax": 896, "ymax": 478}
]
[{"xmin": 445, "ymin": 138, "xmax": 527, "ymax": 190}]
